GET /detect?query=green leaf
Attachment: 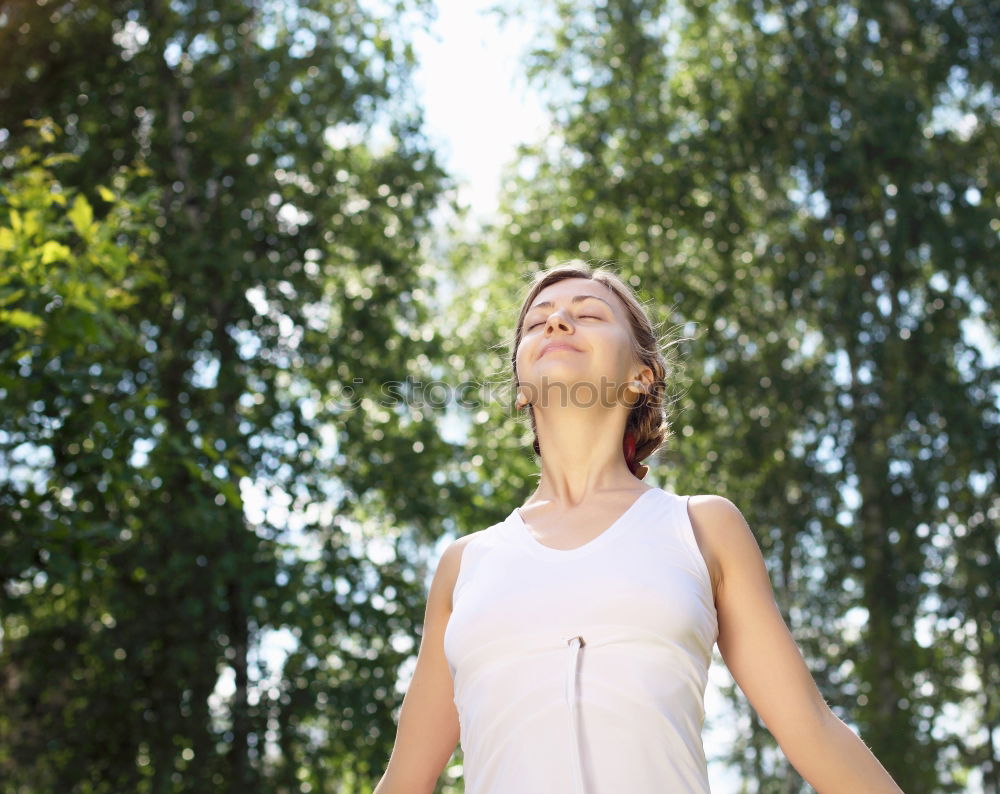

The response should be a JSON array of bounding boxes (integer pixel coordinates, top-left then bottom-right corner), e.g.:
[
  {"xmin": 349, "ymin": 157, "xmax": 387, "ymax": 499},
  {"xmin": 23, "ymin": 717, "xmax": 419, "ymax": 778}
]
[
  {"xmin": 63, "ymin": 281, "xmax": 98, "ymax": 313},
  {"xmin": 68, "ymin": 194, "xmax": 93, "ymax": 238},
  {"xmin": 21, "ymin": 210, "xmax": 40, "ymax": 237},
  {"xmin": 200, "ymin": 436, "xmax": 221, "ymax": 461},
  {"xmin": 40, "ymin": 240, "xmax": 72, "ymax": 265},
  {"xmin": 0, "ymin": 308, "xmax": 44, "ymax": 330},
  {"xmin": 42, "ymin": 153, "xmax": 78, "ymax": 168},
  {"xmin": 0, "ymin": 288, "xmax": 26, "ymax": 307},
  {"xmin": 216, "ymin": 479, "xmax": 242, "ymax": 508},
  {"xmin": 25, "ymin": 118, "xmax": 58, "ymax": 143}
]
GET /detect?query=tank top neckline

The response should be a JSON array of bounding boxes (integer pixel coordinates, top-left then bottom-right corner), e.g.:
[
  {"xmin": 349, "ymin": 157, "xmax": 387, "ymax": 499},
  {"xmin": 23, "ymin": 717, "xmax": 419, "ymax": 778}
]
[{"xmin": 509, "ymin": 486, "xmax": 665, "ymax": 560}]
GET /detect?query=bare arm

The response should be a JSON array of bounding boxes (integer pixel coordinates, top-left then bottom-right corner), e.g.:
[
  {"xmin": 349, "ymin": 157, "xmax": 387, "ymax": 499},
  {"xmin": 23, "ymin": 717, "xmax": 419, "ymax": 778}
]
[
  {"xmin": 374, "ymin": 538, "xmax": 468, "ymax": 794},
  {"xmin": 689, "ymin": 495, "xmax": 905, "ymax": 794},
  {"xmin": 805, "ymin": 712, "xmax": 907, "ymax": 793}
]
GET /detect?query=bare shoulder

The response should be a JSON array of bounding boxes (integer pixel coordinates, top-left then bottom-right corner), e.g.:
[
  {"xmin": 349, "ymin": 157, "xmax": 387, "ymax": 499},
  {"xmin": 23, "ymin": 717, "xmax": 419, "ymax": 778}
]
[
  {"xmin": 434, "ymin": 529, "xmax": 488, "ymax": 612},
  {"xmin": 686, "ymin": 494, "xmax": 757, "ymax": 604}
]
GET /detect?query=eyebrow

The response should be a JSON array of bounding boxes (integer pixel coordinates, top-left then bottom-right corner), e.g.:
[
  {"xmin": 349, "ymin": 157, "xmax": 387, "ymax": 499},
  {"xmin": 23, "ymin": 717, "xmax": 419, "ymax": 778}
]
[{"xmin": 526, "ymin": 295, "xmax": 614, "ymax": 314}]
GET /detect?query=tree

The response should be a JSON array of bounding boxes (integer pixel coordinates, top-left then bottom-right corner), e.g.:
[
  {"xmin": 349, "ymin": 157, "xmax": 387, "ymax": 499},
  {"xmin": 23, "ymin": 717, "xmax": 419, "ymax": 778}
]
[
  {"xmin": 0, "ymin": 116, "xmax": 168, "ymax": 790},
  {"xmin": 1, "ymin": 2, "xmax": 458, "ymax": 791},
  {"xmin": 462, "ymin": 0, "xmax": 999, "ymax": 790}
]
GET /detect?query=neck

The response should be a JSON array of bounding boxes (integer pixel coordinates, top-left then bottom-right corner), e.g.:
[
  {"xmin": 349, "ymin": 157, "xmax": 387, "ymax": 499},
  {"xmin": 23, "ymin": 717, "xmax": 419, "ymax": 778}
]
[{"xmin": 530, "ymin": 405, "xmax": 638, "ymax": 505}]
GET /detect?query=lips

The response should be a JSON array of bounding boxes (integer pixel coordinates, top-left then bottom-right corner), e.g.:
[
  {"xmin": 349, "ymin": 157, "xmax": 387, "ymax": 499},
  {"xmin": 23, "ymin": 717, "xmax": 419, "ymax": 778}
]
[{"xmin": 539, "ymin": 342, "xmax": 582, "ymax": 359}]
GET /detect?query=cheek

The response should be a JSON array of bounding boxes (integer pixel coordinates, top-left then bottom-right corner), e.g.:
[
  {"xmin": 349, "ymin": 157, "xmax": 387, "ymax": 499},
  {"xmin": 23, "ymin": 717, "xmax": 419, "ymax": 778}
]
[
  {"xmin": 513, "ymin": 344, "xmax": 528, "ymax": 374},
  {"xmin": 596, "ymin": 336, "xmax": 636, "ymax": 375},
  {"xmin": 609, "ymin": 329, "xmax": 636, "ymax": 356},
  {"xmin": 591, "ymin": 326, "xmax": 628, "ymax": 349}
]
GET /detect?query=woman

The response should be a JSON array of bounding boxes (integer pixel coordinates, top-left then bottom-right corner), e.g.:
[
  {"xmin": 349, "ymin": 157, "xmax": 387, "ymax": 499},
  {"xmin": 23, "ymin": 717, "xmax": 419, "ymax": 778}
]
[{"xmin": 375, "ymin": 263, "xmax": 903, "ymax": 793}]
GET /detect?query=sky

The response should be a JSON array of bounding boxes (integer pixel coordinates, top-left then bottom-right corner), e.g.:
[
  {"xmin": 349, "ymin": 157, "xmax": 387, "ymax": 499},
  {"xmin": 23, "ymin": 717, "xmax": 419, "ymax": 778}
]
[
  {"xmin": 408, "ymin": 3, "xmax": 747, "ymax": 790},
  {"xmin": 0, "ymin": 0, "xmax": 991, "ymax": 788},
  {"xmin": 246, "ymin": 4, "xmax": 744, "ymax": 790},
  {"xmin": 250, "ymin": 1, "xmax": 992, "ymax": 788},
  {"xmin": 409, "ymin": 0, "xmax": 549, "ymax": 224}
]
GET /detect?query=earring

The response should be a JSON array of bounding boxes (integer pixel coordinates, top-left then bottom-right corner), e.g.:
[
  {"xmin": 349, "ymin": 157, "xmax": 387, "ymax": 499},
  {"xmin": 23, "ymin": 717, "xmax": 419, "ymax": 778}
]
[{"xmin": 516, "ymin": 391, "xmax": 530, "ymax": 410}]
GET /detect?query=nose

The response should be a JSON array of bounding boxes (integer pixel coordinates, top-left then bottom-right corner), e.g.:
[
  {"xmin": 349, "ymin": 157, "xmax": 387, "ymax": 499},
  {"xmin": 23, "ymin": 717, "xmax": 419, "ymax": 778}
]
[{"xmin": 544, "ymin": 310, "xmax": 573, "ymax": 334}]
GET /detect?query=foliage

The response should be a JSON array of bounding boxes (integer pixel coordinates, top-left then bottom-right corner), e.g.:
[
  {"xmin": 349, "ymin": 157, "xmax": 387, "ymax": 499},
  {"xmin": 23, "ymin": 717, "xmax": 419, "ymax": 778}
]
[
  {"xmin": 0, "ymin": 2, "xmax": 457, "ymax": 792},
  {"xmin": 3, "ymin": 0, "xmax": 998, "ymax": 791},
  {"xmin": 0, "ymin": 118, "xmax": 163, "ymax": 358},
  {"xmin": 0, "ymin": 117, "xmax": 169, "ymax": 790},
  {"xmin": 0, "ymin": 115, "xmax": 165, "ymax": 602},
  {"xmin": 461, "ymin": 0, "xmax": 1000, "ymax": 790}
]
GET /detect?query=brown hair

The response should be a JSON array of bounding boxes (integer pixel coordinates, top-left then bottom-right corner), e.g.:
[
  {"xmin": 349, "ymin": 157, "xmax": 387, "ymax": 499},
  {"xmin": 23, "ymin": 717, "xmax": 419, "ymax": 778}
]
[{"xmin": 507, "ymin": 260, "xmax": 686, "ymax": 474}]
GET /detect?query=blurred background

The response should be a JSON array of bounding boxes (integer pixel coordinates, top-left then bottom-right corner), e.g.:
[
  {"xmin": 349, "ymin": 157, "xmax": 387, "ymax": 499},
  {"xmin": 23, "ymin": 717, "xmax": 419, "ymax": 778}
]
[{"xmin": 1, "ymin": 0, "xmax": 997, "ymax": 792}]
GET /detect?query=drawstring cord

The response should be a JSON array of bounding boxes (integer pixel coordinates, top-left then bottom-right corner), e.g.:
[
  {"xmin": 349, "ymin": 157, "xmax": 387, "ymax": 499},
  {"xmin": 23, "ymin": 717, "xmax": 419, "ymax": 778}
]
[{"xmin": 564, "ymin": 635, "xmax": 586, "ymax": 794}]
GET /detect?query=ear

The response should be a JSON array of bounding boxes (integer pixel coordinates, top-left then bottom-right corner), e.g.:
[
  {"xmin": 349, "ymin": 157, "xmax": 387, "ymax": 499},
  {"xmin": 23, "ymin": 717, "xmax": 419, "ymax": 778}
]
[{"xmin": 630, "ymin": 363, "xmax": 655, "ymax": 391}]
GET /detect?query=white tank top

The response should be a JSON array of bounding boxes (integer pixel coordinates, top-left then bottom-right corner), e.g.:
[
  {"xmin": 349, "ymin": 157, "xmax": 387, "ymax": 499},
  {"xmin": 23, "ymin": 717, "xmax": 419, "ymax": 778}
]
[{"xmin": 443, "ymin": 487, "xmax": 718, "ymax": 794}]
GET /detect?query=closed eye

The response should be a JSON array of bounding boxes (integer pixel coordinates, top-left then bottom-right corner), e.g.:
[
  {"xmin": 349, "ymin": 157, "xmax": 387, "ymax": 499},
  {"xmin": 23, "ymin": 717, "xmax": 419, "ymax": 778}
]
[{"xmin": 526, "ymin": 315, "xmax": 602, "ymax": 331}]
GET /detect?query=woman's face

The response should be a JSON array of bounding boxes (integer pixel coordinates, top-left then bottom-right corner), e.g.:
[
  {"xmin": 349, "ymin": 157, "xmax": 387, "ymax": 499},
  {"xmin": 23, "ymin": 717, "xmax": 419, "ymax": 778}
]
[{"xmin": 515, "ymin": 278, "xmax": 639, "ymax": 410}]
